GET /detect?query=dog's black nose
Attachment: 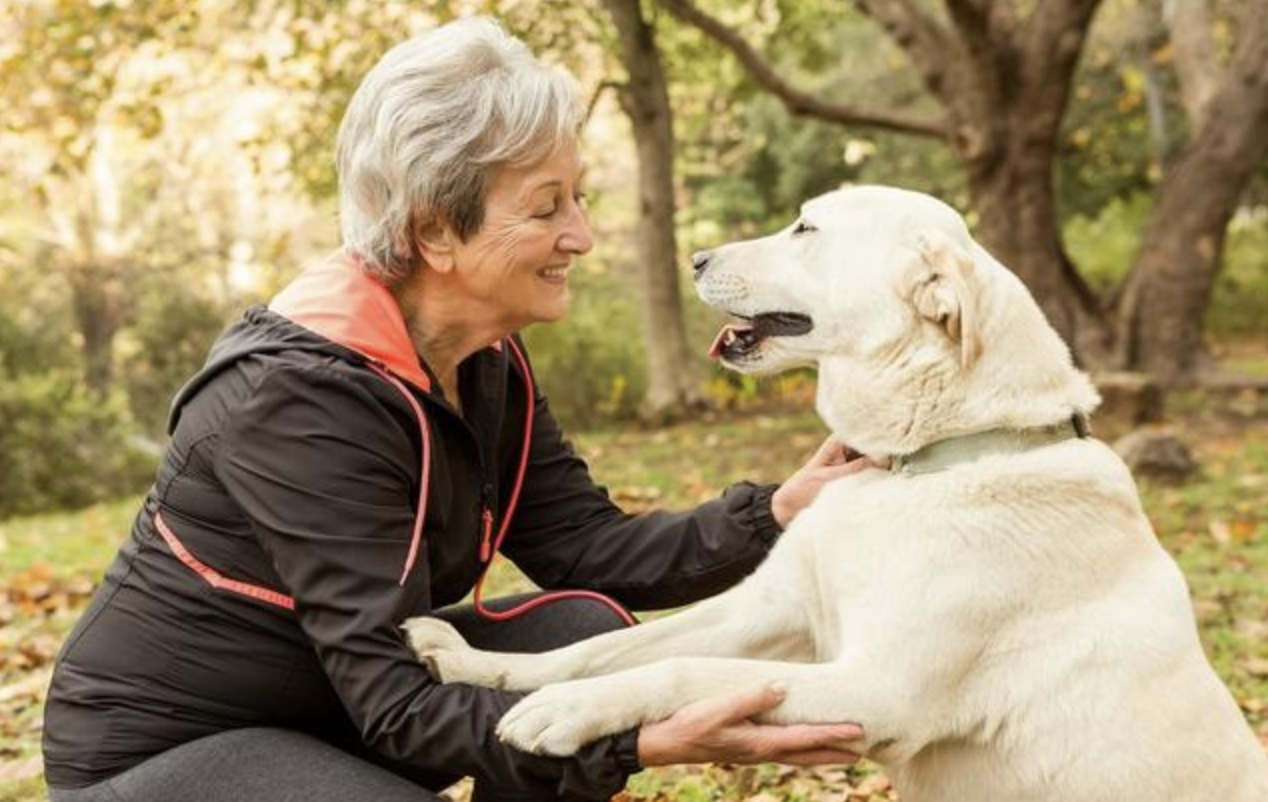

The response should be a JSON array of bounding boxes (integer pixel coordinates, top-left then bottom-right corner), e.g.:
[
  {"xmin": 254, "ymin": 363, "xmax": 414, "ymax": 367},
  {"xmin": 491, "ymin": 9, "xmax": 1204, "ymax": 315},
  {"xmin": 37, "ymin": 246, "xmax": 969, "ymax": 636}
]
[{"xmin": 691, "ymin": 251, "xmax": 712, "ymax": 278}]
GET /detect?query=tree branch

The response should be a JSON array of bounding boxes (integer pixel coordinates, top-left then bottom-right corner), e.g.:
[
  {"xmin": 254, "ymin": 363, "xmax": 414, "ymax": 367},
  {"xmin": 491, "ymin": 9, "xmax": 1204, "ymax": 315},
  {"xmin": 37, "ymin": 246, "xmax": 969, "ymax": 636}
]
[
  {"xmin": 944, "ymin": 0, "xmax": 1016, "ymax": 35},
  {"xmin": 941, "ymin": 0, "xmax": 1010, "ymax": 104},
  {"xmin": 1163, "ymin": 0, "xmax": 1220, "ymax": 128},
  {"xmin": 851, "ymin": 0, "xmax": 959, "ymax": 104},
  {"xmin": 1018, "ymin": 0, "xmax": 1104, "ymax": 99},
  {"xmin": 655, "ymin": 0, "xmax": 949, "ymax": 139},
  {"xmin": 584, "ymin": 79, "xmax": 623, "ymax": 126}
]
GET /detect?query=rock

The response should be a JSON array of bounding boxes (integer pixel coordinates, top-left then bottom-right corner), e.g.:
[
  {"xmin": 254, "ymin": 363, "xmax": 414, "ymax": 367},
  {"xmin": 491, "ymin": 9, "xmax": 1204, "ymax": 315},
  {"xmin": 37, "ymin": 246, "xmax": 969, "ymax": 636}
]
[{"xmin": 1112, "ymin": 429, "xmax": 1198, "ymax": 483}]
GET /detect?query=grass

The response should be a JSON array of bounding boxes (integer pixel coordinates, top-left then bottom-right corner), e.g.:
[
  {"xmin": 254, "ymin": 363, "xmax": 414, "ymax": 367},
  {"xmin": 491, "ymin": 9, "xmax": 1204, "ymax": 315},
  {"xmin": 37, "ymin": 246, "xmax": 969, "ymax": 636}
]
[{"xmin": 1, "ymin": 403, "xmax": 1266, "ymax": 802}]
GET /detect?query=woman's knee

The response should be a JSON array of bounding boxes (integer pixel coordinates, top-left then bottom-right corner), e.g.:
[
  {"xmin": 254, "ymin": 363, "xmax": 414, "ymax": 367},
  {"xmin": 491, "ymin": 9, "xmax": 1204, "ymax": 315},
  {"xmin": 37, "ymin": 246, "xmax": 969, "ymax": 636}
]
[{"xmin": 438, "ymin": 593, "xmax": 632, "ymax": 653}]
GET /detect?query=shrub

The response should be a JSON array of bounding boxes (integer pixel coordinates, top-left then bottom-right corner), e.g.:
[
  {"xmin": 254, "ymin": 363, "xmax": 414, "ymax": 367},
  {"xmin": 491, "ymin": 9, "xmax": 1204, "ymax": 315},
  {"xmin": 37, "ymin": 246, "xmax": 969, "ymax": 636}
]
[
  {"xmin": 0, "ymin": 371, "xmax": 154, "ymax": 519},
  {"xmin": 1064, "ymin": 194, "xmax": 1268, "ymax": 340},
  {"xmin": 1211, "ymin": 206, "xmax": 1268, "ymax": 339},
  {"xmin": 523, "ymin": 265, "xmax": 648, "ymax": 429}
]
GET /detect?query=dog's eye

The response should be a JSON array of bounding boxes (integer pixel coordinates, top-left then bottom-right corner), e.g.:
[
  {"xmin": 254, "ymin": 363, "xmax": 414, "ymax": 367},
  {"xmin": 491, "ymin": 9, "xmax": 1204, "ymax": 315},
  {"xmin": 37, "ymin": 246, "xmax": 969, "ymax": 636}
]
[{"xmin": 792, "ymin": 219, "xmax": 817, "ymax": 236}]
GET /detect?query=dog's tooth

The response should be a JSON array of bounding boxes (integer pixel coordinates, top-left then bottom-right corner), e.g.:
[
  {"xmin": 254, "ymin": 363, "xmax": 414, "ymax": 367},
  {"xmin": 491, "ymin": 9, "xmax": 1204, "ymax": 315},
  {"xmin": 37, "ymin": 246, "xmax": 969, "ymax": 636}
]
[{"xmin": 725, "ymin": 329, "xmax": 737, "ymax": 345}]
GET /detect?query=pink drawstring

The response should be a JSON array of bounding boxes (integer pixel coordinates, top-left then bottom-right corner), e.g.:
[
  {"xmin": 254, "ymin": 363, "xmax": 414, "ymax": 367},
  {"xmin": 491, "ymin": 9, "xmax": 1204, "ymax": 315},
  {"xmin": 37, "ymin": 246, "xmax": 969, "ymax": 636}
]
[
  {"xmin": 372, "ymin": 341, "xmax": 635, "ymax": 626},
  {"xmin": 471, "ymin": 338, "xmax": 637, "ymax": 626},
  {"xmin": 367, "ymin": 363, "xmax": 431, "ymax": 587}
]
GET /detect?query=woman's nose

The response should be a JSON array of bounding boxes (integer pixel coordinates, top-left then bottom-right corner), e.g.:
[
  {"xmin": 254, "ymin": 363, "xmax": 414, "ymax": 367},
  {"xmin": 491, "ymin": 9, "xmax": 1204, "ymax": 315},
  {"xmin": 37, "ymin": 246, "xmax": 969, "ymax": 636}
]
[{"xmin": 559, "ymin": 204, "xmax": 594, "ymax": 255}]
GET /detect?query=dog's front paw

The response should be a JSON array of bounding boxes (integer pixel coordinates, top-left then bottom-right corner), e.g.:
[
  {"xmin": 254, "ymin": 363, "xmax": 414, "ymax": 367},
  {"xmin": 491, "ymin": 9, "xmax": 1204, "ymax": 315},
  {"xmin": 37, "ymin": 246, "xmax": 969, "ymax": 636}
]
[
  {"xmin": 497, "ymin": 679, "xmax": 639, "ymax": 757},
  {"xmin": 402, "ymin": 616, "xmax": 504, "ymax": 687}
]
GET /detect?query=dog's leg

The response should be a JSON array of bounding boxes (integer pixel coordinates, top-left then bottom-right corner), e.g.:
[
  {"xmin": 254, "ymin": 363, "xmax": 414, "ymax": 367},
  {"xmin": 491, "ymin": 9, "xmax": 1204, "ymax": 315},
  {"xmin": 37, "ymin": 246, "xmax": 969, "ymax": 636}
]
[
  {"xmin": 495, "ymin": 655, "xmax": 910, "ymax": 759},
  {"xmin": 404, "ymin": 539, "xmax": 815, "ymax": 690}
]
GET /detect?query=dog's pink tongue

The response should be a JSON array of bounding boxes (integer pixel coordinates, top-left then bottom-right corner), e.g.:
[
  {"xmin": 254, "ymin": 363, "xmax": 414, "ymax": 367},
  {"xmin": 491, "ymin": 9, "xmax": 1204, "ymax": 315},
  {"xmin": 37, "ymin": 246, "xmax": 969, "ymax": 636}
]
[{"xmin": 708, "ymin": 323, "xmax": 753, "ymax": 360}]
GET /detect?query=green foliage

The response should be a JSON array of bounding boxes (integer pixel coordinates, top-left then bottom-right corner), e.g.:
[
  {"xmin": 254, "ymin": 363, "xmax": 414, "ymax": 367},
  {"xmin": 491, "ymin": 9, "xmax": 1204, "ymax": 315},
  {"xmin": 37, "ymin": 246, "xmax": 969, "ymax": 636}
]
[
  {"xmin": 1055, "ymin": 4, "xmax": 1171, "ymax": 221},
  {"xmin": 1212, "ymin": 209, "xmax": 1268, "ymax": 338},
  {"xmin": 1065, "ymin": 193, "xmax": 1268, "ymax": 339},
  {"xmin": 1063, "ymin": 192, "xmax": 1154, "ymax": 290},
  {"xmin": 0, "ymin": 306, "xmax": 75, "ymax": 379},
  {"xmin": 667, "ymin": 0, "xmax": 961, "ymax": 239},
  {"xmin": 523, "ymin": 265, "xmax": 648, "ymax": 428},
  {"xmin": 120, "ymin": 290, "xmax": 234, "ymax": 436},
  {"xmin": 0, "ymin": 371, "xmax": 152, "ymax": 520}
]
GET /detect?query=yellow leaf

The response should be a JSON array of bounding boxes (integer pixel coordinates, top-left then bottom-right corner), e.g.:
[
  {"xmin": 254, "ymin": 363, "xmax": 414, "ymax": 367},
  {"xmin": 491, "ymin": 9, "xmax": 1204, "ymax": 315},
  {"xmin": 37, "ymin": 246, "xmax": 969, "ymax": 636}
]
[
  {"xmin": 1231, "ymin": 519, "xmax": 1258, "ymax": 543},
  {"xmin": 1209, "ymin": 519, "xmax": 1231, "ymax": 545}
]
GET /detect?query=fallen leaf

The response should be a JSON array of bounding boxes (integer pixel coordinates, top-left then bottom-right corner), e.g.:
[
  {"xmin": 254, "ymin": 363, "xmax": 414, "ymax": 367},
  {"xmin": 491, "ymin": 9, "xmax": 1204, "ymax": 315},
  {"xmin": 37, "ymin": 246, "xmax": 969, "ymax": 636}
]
[
  {"xmin": 0, "ymin": 755, "xmax": 43, "ymax": 783},
  {"xmin": 849, "ymin": 774, "xmax": 892, "ymax": 799},
  {"xmin": 0, "ymin": 670, "xmax": 52, "ymax": 704},
  {"xmin": 1230, "ymin": 519, "xmax": 1258, "ymax": 544},
  {"xmin": 1236, "ymin": 473, "xmax": 1268, "ymax": 489},
  {"xmin": 1209, "ymin": 519, "xmax": 1231, "ymax": 545}
]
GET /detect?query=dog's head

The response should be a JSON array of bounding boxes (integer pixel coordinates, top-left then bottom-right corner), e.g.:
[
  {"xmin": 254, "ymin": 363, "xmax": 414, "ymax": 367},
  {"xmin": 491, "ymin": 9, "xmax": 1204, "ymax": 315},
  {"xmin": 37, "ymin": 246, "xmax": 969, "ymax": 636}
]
[{"xmin": 694, "ymin": 185, "xmax": 1099, "ymax": 456}]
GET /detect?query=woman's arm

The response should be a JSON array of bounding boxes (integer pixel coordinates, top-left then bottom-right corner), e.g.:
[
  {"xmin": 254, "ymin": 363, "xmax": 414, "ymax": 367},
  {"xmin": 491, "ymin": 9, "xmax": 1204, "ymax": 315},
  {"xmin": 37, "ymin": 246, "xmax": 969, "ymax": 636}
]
[
  {"xmin": 215, "ymin": 364, "xmax": 638, "ymax": 800},
  {"xmin": 503, "ymin": 381, "xmax": 865, "ymax": 610}
]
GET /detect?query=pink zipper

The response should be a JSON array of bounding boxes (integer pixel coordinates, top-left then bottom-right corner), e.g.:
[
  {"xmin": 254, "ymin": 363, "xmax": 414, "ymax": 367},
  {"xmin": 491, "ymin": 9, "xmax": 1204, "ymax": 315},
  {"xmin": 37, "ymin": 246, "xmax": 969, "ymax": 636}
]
[{"xmin": 479, "ymin": 508, "xmax": 494, "ymax": 562}]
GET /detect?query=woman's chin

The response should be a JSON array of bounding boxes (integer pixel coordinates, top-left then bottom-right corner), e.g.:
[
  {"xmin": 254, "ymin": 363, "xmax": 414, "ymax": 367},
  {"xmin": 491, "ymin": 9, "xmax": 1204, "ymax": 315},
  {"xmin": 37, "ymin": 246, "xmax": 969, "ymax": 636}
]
[{"xmin": 533, "ymin": 295, "xmax": 570, "ymax": 324}]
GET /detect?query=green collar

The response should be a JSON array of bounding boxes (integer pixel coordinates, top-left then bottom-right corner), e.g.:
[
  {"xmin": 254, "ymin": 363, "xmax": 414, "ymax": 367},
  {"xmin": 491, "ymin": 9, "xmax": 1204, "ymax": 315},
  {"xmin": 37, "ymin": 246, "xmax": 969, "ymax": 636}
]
[{"xmin": 890, "ymin": 413, "xmax": 1091, "ymax": 477}]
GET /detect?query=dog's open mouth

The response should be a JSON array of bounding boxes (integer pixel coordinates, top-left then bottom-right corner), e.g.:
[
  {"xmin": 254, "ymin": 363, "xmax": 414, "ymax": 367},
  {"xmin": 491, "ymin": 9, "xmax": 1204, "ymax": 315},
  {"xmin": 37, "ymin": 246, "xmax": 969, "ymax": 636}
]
[{"xmin": 709, "ymin": 312, "xmax": 814, "ymax": 361}]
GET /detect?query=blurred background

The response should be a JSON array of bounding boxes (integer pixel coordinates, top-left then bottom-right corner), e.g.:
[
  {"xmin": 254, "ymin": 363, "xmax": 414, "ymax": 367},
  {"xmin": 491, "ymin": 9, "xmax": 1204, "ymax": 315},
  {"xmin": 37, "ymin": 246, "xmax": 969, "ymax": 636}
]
[
  {"xmin": 0, "ymin": 0, "xmax": 1265, "ymax": 518},
  {"xmin": 2, "ymin": 2, "xmax": 1267, "ymax": 799}
]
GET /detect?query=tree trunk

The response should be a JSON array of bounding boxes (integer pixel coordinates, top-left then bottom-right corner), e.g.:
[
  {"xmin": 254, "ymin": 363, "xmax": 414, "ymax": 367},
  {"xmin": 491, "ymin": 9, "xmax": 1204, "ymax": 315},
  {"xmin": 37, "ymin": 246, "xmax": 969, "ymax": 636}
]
[
  {"xmin": 600, "ymin": 0, "xmax": 705, "ymax": 419},
  {"xmin": 68, "ymin": 261, "xmax": 124, "ymax": 394},
  {"xmin": 1163, "ymin": 0, "xmax": 1219, "ymax": 126},
  {"xmin": 913, "ymin": 0, "xmax": 1109, "ymax": 360},
  {"xmin": 962, "ymin": 135, "xmax": 1107, "ymax": 359},
  {"xmin": 1115, "ymin": 0, "xmax": 1268, "ymax": 383}
]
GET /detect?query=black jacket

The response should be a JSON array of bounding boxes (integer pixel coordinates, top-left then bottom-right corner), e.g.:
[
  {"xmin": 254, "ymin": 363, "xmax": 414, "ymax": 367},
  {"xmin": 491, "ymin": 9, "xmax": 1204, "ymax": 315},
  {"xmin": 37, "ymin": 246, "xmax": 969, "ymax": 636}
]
[{"xmin": 43, "ymin": 258, "xmax": 783, "ymax": 799}]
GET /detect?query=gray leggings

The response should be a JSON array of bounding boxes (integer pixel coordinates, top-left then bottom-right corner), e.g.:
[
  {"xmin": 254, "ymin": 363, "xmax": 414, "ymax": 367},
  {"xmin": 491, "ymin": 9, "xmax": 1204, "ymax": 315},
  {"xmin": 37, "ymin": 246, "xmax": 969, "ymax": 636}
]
[{"xmin": 48, "ymin": 594, "xmax": 630, "ymax": 802}]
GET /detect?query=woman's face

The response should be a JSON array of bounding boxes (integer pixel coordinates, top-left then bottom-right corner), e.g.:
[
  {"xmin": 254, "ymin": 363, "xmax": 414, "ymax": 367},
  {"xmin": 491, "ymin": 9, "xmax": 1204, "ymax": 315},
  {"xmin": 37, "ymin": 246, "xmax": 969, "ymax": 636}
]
[{"xmin": 444, "ymin": 143, "xmax": 593, "ymax": 332}]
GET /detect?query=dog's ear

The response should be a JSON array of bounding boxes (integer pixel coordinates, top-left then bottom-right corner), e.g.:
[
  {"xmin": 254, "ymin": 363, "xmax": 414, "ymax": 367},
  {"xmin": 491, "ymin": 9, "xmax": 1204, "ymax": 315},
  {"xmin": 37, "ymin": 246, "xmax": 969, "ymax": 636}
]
[{"xmin": 905, "ymin": 230, "xmax": 983, "ymax": 369}]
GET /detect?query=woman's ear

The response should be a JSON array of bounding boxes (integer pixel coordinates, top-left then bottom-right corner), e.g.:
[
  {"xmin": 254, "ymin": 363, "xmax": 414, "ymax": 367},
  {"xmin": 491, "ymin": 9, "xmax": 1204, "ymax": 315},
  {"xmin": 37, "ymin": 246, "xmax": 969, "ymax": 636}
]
[{"xmin": 413, "ymin": 216, "xmax": 456, "ymax": 273}]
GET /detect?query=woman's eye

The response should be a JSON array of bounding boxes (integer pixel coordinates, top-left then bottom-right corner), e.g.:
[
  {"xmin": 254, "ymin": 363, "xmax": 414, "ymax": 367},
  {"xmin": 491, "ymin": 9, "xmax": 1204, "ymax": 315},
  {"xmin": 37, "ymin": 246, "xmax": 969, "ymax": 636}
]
[
  {"xmin": 532, "ymin": 205, "xmax": 558, "ymax": 219},
  {"xmin": 792, "ymin": 219, "xmax": 817, "ymax": 235}
]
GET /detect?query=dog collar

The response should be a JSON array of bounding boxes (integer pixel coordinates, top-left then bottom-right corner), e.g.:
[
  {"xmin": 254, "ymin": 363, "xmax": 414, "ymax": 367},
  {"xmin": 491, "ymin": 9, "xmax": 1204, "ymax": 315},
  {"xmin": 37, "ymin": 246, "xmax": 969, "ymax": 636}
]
[{"xmin": 890, "ymin": 413, "xmax": 1091, "ymax": 477}]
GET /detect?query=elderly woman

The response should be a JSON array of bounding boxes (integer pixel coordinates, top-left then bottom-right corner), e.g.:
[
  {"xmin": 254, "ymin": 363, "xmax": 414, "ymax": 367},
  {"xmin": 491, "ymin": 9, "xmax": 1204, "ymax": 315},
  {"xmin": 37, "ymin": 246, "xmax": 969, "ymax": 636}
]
[{"xmin": 42, "ymin": 17, "xmax": 863, "ymax": 802}]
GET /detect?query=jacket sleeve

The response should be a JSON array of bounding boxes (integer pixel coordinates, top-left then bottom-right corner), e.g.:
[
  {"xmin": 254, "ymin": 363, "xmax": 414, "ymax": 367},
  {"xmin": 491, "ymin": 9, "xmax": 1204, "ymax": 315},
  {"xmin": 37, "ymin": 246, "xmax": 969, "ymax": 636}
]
[
  {"xmin": 501, "ymin": 384, "xmax": 784, "ymax": 611},
  {"xmin": 215, "ymin": 364, "xmax": 639, "ymax": 800}
]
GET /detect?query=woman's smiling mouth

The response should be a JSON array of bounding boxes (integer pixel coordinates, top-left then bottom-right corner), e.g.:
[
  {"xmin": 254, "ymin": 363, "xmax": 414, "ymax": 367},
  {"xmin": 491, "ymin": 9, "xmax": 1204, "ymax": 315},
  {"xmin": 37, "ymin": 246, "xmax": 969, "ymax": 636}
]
[{"xmin": 538, "ymin": 265, "xmax": 569, "ymax": 283}]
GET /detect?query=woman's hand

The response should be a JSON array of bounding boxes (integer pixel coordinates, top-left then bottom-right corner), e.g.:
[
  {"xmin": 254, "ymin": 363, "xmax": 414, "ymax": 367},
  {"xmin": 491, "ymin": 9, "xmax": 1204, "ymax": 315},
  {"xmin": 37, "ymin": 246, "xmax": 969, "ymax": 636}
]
[
  {"xmin": 636, "ymin": 684, "xmax": 864, "ymax": 767},
  {"xmin": 771, "ymin": 436, "xmax": 875, "ymax": 529}
]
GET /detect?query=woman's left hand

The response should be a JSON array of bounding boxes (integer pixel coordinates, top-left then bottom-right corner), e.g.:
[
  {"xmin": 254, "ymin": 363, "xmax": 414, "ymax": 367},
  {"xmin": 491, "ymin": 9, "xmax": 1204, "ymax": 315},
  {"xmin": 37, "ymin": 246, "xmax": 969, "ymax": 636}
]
[
  {"xmin": 770, "ymin": 436, "xmax": 876, "ymax": 529},
  {"xmin": 636, "ymin": 683, "xmax": 864, "ymax": 767}
]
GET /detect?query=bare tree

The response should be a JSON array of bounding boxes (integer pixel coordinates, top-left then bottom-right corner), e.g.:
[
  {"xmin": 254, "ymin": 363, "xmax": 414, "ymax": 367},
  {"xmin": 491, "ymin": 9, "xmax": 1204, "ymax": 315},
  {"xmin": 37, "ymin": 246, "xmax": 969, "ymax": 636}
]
[{"xmin": 600, "ymin": 0, "xmax": 706, "ymax": 419}]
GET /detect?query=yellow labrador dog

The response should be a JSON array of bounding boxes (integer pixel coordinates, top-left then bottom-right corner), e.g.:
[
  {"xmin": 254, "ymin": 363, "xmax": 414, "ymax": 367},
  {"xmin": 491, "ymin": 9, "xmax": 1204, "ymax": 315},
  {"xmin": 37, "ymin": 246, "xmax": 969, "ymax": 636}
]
[{"xmin": 405, "ymin": 186, "xmax": 1268, "ymax": 801}]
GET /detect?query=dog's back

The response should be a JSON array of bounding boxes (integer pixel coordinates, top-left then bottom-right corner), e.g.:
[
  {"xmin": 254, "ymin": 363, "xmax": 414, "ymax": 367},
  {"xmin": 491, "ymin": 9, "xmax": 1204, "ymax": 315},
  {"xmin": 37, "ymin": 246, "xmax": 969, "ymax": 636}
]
[{"xmin": 846, "ymin": 438, "xmax": 1268, "ymax": 801}]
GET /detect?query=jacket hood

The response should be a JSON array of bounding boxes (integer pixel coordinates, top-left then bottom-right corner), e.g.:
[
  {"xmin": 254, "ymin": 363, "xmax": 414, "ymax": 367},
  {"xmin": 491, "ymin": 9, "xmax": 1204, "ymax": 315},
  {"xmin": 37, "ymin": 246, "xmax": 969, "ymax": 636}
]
[
  {"xmin": 268, "ymin": 254, "xmax": 432, "ymax": 392},
  {"xmin": 168, "ymin": 254, "xmax": 433, "ymax": 433}
]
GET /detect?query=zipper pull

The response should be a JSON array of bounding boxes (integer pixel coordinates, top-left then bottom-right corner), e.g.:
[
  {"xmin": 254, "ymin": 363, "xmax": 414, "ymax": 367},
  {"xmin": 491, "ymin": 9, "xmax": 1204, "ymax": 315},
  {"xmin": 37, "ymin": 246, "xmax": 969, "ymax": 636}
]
[{"xmin": 480, "ymin": 508, "xmax": 494, "ymax": 562}]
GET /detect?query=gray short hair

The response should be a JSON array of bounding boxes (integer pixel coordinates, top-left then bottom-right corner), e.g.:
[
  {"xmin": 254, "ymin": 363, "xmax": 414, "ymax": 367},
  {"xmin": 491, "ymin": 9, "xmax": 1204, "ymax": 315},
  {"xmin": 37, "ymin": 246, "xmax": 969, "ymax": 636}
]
[{"xmin": 336, "ymin": 17, "xmax": 584, "ymax": 285}]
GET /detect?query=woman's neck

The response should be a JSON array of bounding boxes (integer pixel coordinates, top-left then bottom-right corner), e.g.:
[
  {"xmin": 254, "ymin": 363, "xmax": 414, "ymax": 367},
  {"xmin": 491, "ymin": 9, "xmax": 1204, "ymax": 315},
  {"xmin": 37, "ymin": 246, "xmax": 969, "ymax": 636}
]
[{"xmin": 392, "ymin": 274, "xmax": 504, "ymax": 408}]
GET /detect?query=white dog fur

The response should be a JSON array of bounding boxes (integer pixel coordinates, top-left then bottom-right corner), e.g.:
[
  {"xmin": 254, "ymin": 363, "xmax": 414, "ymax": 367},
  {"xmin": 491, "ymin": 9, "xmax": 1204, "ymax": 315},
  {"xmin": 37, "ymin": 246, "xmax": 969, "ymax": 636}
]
[{"xmin": 405, "ymin": 186, "xmax": 1268, "ymax": 801}]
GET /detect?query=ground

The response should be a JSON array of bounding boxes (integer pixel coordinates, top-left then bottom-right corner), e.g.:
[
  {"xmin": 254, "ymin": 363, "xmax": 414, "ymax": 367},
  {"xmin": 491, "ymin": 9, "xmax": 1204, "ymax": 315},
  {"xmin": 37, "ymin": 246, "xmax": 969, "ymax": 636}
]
[{"xmin": 1, "ymin": 393, "xmax": 1266, "ymax": 802}]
